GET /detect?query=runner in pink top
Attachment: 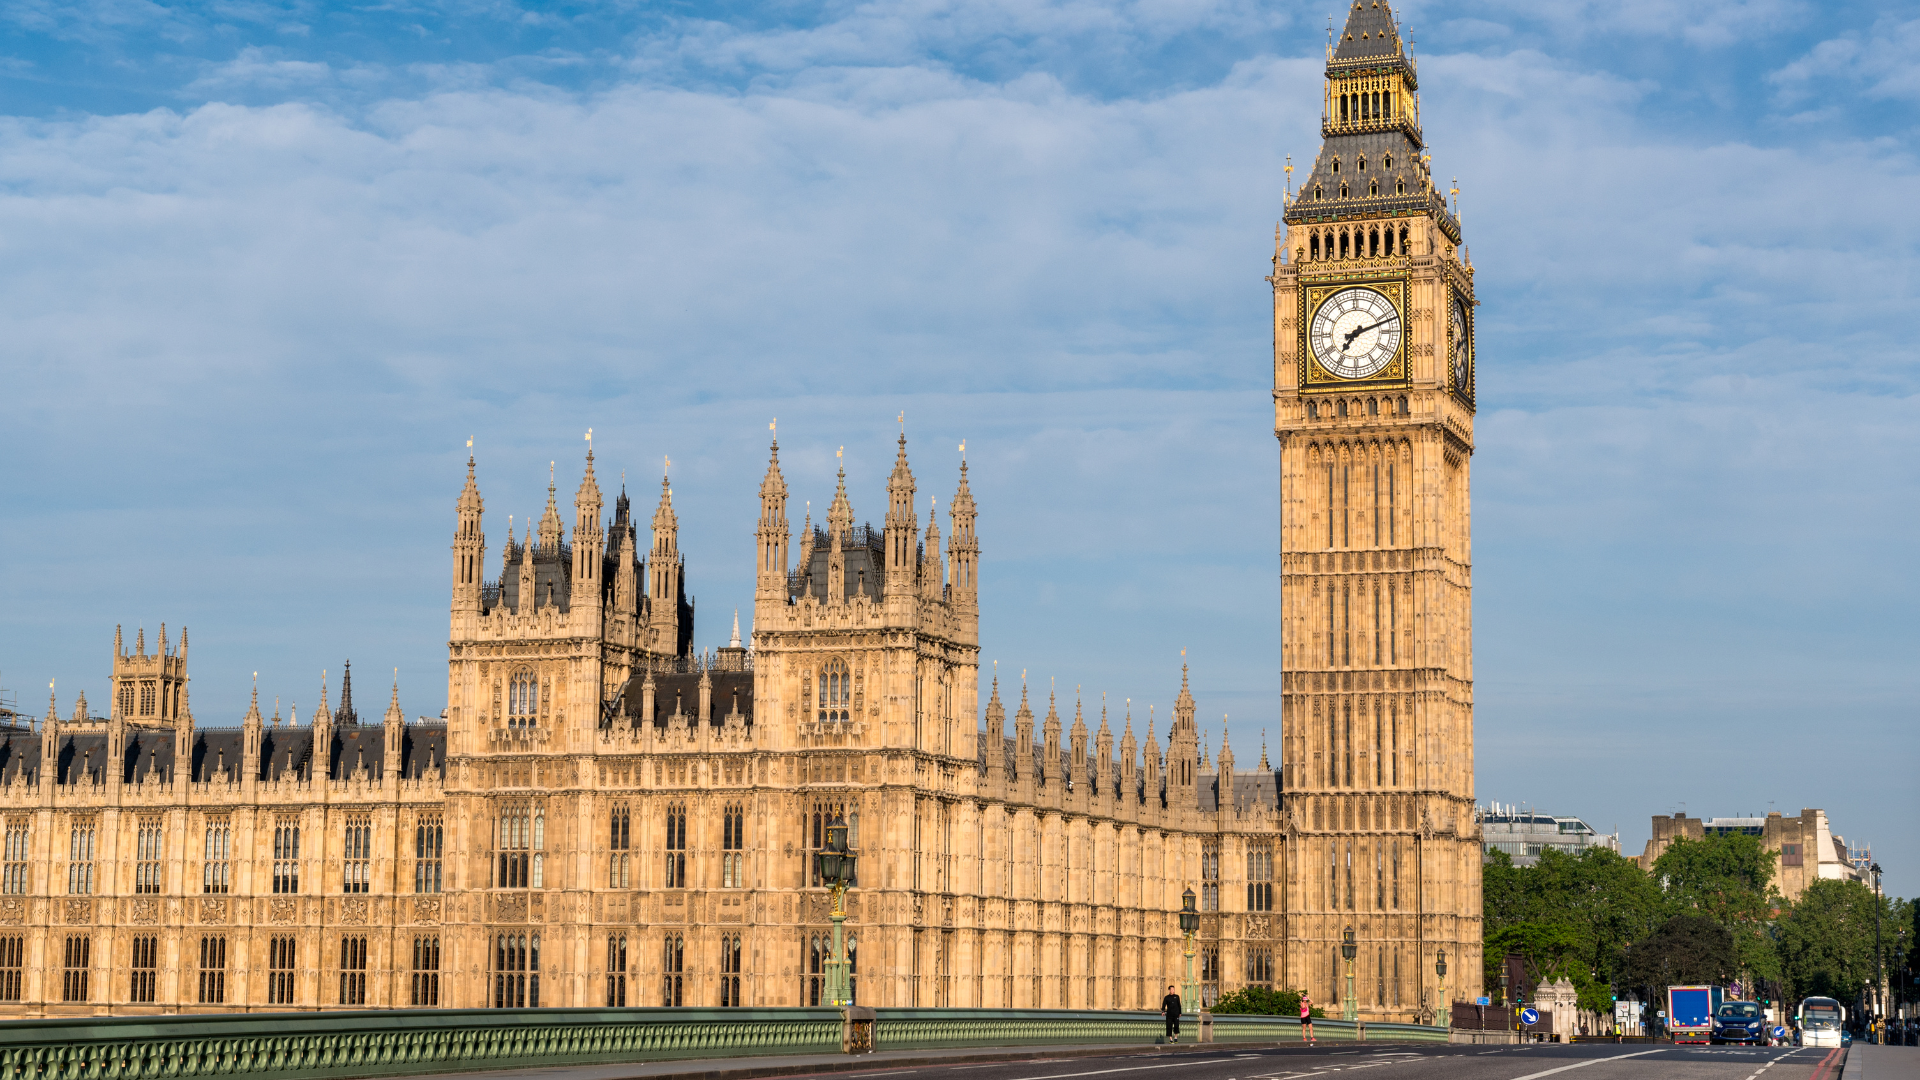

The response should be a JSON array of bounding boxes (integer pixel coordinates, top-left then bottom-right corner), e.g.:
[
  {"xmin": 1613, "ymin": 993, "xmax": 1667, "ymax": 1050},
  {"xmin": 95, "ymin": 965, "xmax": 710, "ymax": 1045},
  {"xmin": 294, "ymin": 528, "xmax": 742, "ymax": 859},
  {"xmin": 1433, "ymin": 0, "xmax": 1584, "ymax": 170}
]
[{"xmin": 1301, "ymin": 994, "xmax": 1315, "ymax": 1044}]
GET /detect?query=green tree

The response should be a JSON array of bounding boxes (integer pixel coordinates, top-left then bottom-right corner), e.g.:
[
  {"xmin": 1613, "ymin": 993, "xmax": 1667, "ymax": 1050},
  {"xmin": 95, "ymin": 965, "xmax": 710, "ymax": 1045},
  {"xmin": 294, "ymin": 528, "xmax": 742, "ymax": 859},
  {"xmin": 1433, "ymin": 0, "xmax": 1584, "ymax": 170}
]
[
  {"xmin": 1776, "ymin": 879, "xmax": 1902, "ymax": 1004},
  {"xmin": 1652, "ymin": 834, "xmax": 1781, "ymax": 986},
  {"xmin": 1211, "ymin": 986, "xmax": 1323, "ymax": 1017},
  {"xmin": 1620, "ymin": 913, "xmax": 1738, "ymax": 996},
  {"xmin": 1481, "ymin": 846, "xmax": 1664, "ymax": 1014}
]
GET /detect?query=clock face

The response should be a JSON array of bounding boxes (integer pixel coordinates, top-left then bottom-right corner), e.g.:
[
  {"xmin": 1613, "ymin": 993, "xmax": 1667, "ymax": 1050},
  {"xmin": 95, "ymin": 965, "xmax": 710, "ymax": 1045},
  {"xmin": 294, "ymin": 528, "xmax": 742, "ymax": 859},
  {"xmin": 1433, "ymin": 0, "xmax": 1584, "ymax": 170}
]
[
  {"xmin": 1310, "ymin": 287, "xmax": 1402, "ymax": 379},
  {"xmin": 1450, "ymin": 295, "xmax": 1470, "ymax": 390}
]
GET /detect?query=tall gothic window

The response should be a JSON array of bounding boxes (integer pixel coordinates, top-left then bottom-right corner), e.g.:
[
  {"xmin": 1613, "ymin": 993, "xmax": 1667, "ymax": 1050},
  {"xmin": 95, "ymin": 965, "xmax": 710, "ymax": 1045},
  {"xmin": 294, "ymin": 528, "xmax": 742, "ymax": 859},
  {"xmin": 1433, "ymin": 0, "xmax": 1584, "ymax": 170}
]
[
  {"xmin": 605, "ymin": 933, "xmax": 627, "ymax": 1006},
  {"xmin": 62, "ymin": 935, "xmax": 90, "ymax": 1002},
  {"xmin": 818, "ymin": 659, "xmax": 850, "ymax": 722},
  {"xmin": 496, "ymin": 803, "xmax": 543, "ymax": 889},
  {"xmin": 663, "ymin": 804, "xmax": 687, "ymax": 889},
  {"xmin": 661, "ymin": 934, "xmax": 684, "ymax": 1006},
  {"xmin": 1247, "ymin": 842, "xmax": 1275, "ymax": 912},
  {"xmin": 722, "ymin": 804, "xmax": 745, "ymax": 888},
  {"xmin": 415, "ymin": 815, "xmax": 443, "ymax": 893},
  {"xmin": 198, "ymin": 935, "xmax": 228, "ymax": 1004},
  {"xmin": 493, "ymin": 933, "xmax": 539, "ymax": 1008},
  {"xmin": 68, "ymin": 821, "xmax": 96, "ymax": 896},
  {"xmin": 1246, "ymin": 946, "xmax": 1275, "ymax": 986},
  {"xmin": 508, "ymin": 670, "xmax": 539, "ymax": 730},
  {"xmin": 804, "ymin": 801, "xmax": 856, "ymax": 888},
  {"xmin": 719, "ymin": 934, "xmax": 743, "ymax": 1006},
  {"xmin": 1200, "ymin": 843, "xmax": 1220, "ymax": 912},
  {"xmin": 0, "ymin": 936, "xmax": 20, "ymax": 1003},
  {"xmin": 609, "ymin": 804, "xmax": 631, "ymax": 889},
  {"xmin": 130, "ymin": 936, "xmax": 159, "ymax": 1003},
  {"xmin": 342, "ymin": 815, "xmax": 371, "ymax": 894},
  {"xmin": 268, "ymin": 936, "xmax": 297, "ymax": 1005},
  {"xmin": 2, "ymin": 818, "xmax": 28, "ymax": 895},
  {"xmin": 136, "ymin": 817, "xmax": 164, "ymax": 894},
  {"xmin": 269, "ymin": 817, "xmax": 299, "ymax": 894},
  {"xmin": 202, "ymin": 818, "xmax": 230, "ymax": 895},
  {"xmin": 412, "ymin": 935, "xmax": 441, "ymax": 1007},
  {"xmin": 338, "ymin": 935, "xmax": 367, "ymax": 1005}
]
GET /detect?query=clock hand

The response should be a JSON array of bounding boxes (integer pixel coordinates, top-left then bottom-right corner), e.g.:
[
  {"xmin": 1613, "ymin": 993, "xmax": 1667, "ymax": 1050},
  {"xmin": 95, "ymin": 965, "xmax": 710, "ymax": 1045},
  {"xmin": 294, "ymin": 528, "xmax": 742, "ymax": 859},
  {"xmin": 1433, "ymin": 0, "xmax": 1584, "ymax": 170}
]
[{"xmin": 1342, "ymin": 318, "xmax": 1393, "ymax": 348}]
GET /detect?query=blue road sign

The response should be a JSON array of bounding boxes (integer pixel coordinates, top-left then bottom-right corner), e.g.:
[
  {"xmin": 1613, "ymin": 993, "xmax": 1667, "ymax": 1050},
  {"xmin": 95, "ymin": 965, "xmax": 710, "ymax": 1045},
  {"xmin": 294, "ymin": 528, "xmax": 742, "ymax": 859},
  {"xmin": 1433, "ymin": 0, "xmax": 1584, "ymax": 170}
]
[
  {"xmin": 1774, "ymin": 1027, "xmax": 1787, "ymax": 1039},
  {"xmin": 1477, "ymin": 996, "xmax": 1491, "ymax": 1005},
  {"xmin": 1521, "ymin": 1008, "xmax": 1540, "ymax": 1026}
]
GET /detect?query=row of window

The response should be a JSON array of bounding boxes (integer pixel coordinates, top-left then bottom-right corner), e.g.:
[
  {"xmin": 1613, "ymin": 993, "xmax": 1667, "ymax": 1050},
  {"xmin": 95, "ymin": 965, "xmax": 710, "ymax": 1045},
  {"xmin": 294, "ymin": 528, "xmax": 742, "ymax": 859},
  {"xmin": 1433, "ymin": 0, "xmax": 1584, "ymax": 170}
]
[
  {"xmin": 1198, "ymin": 842, "xmax": 1277, "ymax": 913},
  {"xmin": 2, "ymin": 816, "xmax": 445, "ymax": 897},
  {"xmin": 1305, "ymin": 396, "xmax": 1407, "ymax": 421},
  {"xmin": 1306, "ymin": 224, "xmax": 1412, "ymax": 262},
  {"xmin": 0, "ymin": 933, "xmax": 443, "ymax": 1006}
]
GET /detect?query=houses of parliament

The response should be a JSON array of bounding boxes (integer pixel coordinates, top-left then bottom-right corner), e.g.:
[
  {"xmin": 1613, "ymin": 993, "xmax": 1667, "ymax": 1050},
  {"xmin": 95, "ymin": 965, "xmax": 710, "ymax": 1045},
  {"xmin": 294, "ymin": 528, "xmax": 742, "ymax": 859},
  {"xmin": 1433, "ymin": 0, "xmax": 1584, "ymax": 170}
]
[{"xmin": 0, "ymin": 0, "xmax": 1482, "ymax": 1020}]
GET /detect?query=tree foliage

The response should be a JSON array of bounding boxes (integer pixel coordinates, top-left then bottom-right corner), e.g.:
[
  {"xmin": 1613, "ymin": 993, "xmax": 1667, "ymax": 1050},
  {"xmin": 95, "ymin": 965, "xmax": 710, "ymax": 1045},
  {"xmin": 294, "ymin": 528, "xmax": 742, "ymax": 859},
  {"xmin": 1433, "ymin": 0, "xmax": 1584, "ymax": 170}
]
[
  {"xmin": 1652, "ymin": 834, "xmax": 1780, "ymax": 983},
  {"xmin": 1211, "ymin": 986, "xmax": 1322, "ymax": 1017},
  {"xmin": 1775, "ymin": 879, "xmax": 1909, "ymax": 1004},
  {"xmin": 1620, "ymin": 913, "xmax": 1738, "ymax": 992},
  {"xmin": 1481, "ymin": 846, "xmax": 1664, "ymax": 1014}
]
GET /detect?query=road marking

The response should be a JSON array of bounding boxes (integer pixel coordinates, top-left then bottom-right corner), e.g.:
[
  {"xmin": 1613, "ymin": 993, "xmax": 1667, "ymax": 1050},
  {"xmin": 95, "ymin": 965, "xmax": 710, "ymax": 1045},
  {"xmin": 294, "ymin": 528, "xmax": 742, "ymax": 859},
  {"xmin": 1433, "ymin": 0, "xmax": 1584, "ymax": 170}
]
[
  {"xmin": 1019, "ymin": 1061, "xmax": 1208, "ymax": 1080},
  {"xmin": 1496, "ymin": 1047, "xmax": 1666, "ymax": 1080}
]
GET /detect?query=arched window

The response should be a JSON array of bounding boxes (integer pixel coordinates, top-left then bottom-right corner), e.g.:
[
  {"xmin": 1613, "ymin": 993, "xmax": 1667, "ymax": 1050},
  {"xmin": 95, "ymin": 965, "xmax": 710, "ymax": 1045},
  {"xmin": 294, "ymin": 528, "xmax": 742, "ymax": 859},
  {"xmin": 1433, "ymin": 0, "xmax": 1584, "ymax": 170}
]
[
  {"xmin": 1339, "ymin": 95, "xmax": 1349, "ymax": 123},
  {"xmin": 1367, "ymin": 398, "xmax": 1379, "ymax": 416},
  {"xmin": 509, "ymin": 670, "xmax": 539, "ymax": 729},
  {"xmin": 1337, "ymin": 399, "xmax": 1348, "ymax": 418},
  {"xmin": 1397, "ymin": 395, "xmax": 1408, "ymax": 415},
  {"xmin": 817, "ymin": 659, "xmax": 850, "ymax": 722},
  {"xmin": 1310, "ymin": 232, "xmax": 1321, "ymax": 260},
  {"xmin": 1369, "ymin": 180, "xmax": 1378, "ymax": 197},
  {"xmin": 1384, "ymin": 91, "xmax": 1393, "ymax": 118},
  {"xmin": 1369, "ymin": 227, "xmax": 1380, "ymax": 256},
  {"xmin": 1384, "ymin": 153, "xmax": 1393, "ymax": 169},
  {"xmin": 1340, "ymin": 230, "xmax": 1350, "ymax": 258},
  {"xmin": 1341, "ymin": 182, "xmax": 1350, "ymax": 199},
  {"xmin": 1315, "ymin": 185, "xmax": 1324, "ymax": 201},
  {"xmin": 1307, "ymin": 401, "xmax": 1319, "ymax": 420},
  {"xmin": 1332, "ymin": 158, "xmax": 1341, "ymax": 174},
  {"xmin": 1384, "ymin": 228, "xmax": 1396, "ymax": 256},
  {"xmin": 1358, "ymin": 156, "xmax": 1367, "ymax": 172},
  {"xmin": 1398, "ymin": 226, "xmax": 1410, "ymax": 253}
]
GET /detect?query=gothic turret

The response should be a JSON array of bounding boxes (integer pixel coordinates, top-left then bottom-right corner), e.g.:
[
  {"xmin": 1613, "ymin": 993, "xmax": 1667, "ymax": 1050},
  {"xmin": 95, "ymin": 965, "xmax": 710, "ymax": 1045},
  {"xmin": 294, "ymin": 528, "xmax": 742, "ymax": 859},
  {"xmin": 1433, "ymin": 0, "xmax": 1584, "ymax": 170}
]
[
  {"xmin": 538, "ymin": 463, "xmax": 564, "ymax": 554},
  {"xmin": 1168, "ymin": 662, "xmax": 1198, "ymax": 800},
  {"xmin": 452, "ymin": 446, "xmax": 486, "ymax": 615},
  {"xmin": 649, "ymin": 472, "xmax": 683, "ymax": 651},
  {"xmin": 826, "ymin": 464, "xmax": 853, "ymax": 607},
  {"xmin": 948, "ymin": 456, "xmax": 978, "ymax": 609},
  {"xmin": 383, "ymin": 675, "xmax": 404, "ymax": 783},
  {"xmin": 756, "ymin": 432, "xmax": 790, "ymax": 601},
  {"xmin": 883, "ymin": 434, "xmax": 917, "ymax": 596},
  {"xmin": 573, "ymin": 438, "xmax": 605, "ymax": 625},
  {"xmin": 983, "ymin": 674, "xmax": 1006, "ymax": 790},
  {"xmin": 922, "ymin": 496, "xmax": 944, "ymax": 598}
]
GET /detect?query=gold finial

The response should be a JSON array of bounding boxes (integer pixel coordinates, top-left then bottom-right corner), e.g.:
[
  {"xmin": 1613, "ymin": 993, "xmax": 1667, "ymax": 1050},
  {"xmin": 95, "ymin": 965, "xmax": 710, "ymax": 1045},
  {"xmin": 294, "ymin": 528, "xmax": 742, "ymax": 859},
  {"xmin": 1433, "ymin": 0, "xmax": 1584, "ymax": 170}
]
[
  {"xmin": 958, "ymin": 439, "xmax": 966, "ymax": 459},
  {"xmin": 1181, "ymin": 647, "xmax": 1186, "ymax": 657},
  {"xmin": 898, "ymin": 411, "xmax": 905, "ymax": 431},
  {"xmin": 585, "ymin": 427, "xmax": 593, "ymax": 446},
  {"xmin": 664, "ymin": 455, "xmax": 671, "ymax": 475},
  {"xmin": 770, "ymin": 418, "xmax": 776, "ymax": 433},
  {"xmin": 837, "ymin": 446, "xmax": 843, "ymax": 461},
  {"xmin": 549, "ymin": 461, "xmax": 555, "ymax": 482},
  {"xmin": 466, "ymin": 436, "xmax": 473, "ymax": 450}
]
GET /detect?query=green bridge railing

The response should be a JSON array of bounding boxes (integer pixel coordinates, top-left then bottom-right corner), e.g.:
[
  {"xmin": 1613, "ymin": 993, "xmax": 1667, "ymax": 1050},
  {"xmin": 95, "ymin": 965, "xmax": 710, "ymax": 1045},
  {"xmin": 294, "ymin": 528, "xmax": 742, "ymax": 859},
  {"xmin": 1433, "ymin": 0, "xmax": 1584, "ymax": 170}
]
[{"xmin": 0, "ymin": 1007, "xmax": 1446, "ymax": 1080}]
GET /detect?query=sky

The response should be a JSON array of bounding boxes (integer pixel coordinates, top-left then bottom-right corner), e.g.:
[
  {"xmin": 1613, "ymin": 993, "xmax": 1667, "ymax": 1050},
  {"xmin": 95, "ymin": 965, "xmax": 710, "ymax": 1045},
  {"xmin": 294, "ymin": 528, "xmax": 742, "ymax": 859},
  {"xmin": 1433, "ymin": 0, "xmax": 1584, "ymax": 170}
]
[{"xmin": 0, "ymin": 0, "xmax": 1915, "ymax": 896}]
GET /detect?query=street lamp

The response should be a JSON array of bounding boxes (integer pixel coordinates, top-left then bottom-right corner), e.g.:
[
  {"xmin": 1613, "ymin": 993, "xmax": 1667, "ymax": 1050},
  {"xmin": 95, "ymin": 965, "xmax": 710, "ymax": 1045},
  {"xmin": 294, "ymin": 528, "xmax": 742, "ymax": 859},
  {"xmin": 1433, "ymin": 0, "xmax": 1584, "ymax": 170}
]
[
  {"xmin": 816, "ymin": 813, "xmax": 857, "ymax": 1007},
  {"xmin": 1871, "ymin": 862, "xmax": 1883, "ymax": 1041},
  {"xmin": 1435, "ymin": 949, "xmax": 1448, "ymax": 1028},
  {"xmin": 1341, "ymin": 927, "xmax": 1358, "ymax": 1022},
  {"xmin": 1179, "ymin": 887, "xmax": 1201, "ymax": 1014}
]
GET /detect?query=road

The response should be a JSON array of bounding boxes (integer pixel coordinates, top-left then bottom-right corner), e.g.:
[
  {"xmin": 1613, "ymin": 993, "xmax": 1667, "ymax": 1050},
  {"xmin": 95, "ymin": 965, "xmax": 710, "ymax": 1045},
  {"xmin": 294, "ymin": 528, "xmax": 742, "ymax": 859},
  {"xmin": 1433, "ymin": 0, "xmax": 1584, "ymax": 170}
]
[{"xmin": 798, "ymin": 1043, "xmax": 1847, "ymax": 1080}]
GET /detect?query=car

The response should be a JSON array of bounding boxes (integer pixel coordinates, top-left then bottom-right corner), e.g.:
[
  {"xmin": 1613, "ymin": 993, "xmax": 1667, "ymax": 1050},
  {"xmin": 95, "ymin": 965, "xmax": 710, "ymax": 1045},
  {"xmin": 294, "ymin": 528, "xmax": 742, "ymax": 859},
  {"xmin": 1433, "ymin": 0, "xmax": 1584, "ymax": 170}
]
[{"xmin": 1712, "ymin": 1001, "xmax": 1768, "ymax": 1046}]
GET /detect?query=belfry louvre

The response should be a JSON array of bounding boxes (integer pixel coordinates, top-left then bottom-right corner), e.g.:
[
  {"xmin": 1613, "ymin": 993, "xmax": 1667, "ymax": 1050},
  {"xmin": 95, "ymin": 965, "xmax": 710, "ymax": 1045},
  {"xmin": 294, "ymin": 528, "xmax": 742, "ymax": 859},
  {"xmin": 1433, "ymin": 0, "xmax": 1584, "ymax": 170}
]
[{"xmin": 0, "ymin": 0, "xmax": 1481, "ymax": 1020}]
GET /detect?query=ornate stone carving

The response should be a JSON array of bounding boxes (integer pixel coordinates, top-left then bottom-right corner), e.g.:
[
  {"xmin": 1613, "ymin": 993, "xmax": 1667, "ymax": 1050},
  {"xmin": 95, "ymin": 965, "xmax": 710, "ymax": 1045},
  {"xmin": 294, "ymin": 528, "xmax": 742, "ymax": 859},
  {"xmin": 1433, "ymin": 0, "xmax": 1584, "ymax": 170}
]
[
  {"xmin": 64, "ymin": 898, "xmax": 94, "ymax": 924},
  {"xmin": 199, "ymin": 897, "xmax": 227, "ymax": 924},
  {"xmin": 412, "ymin": 897, "xmax": 441, "ymax": 924},
  {"xmin": 269, "ymin": 898, "xmax": 297, "ymax": 924},
  {"xmin": 341, "ymin": 898, "xmax": 369, "ymax": 924},
  {"xmin": 495, "ymin": 894, "xmax": 527, "ymax": 923},
  {"xmin": 0, "ymin": 898, "xmax": 25, "ymax": 925},
  {"xmin": 131, "ymin": 898, "xmax": 161, "ymax": 925}
]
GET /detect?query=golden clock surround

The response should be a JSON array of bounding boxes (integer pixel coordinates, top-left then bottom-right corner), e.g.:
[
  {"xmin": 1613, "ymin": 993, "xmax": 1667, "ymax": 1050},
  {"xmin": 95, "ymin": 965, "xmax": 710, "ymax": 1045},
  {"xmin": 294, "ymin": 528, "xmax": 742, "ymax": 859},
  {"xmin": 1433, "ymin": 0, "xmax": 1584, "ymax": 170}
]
[{"xmin": 1297, "ymin": 275, "xmax": 1412, "ymax": 393}]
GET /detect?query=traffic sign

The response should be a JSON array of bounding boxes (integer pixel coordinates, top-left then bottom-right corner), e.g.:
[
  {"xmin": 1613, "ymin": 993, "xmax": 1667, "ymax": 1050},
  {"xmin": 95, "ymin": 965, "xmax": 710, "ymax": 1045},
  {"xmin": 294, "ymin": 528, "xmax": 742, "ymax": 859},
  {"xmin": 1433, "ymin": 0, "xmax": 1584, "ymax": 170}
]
[
  {"xmin": 1477, "ymin": 996, "xmax": 1490, "ymax": 1006},
  {"xmin": 1773, "ymin": 1027, "xmax": 1787, "ymax": 1040},
  {"xmin": 1521, "ymin": 1008, "xmax": 1540, "ymax": 1026}
]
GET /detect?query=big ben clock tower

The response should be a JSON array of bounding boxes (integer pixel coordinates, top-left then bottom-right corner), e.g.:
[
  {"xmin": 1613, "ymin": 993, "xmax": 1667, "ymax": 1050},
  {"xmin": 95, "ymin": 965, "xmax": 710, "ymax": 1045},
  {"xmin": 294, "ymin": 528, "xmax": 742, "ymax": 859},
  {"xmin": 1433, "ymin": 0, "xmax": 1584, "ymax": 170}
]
[{"xmin": 1271, "ymin": 0, "xmax": 1483, "ymax": 1016}]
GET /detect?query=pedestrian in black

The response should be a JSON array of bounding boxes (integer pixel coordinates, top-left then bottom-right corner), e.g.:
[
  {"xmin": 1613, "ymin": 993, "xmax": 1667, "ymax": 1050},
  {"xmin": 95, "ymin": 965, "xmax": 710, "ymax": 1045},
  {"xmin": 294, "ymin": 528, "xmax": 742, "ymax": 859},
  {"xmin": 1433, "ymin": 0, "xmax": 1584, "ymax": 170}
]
[{"xmin": 1162, "ymin": 985, "xmax": 1183, "ymax": 1042}]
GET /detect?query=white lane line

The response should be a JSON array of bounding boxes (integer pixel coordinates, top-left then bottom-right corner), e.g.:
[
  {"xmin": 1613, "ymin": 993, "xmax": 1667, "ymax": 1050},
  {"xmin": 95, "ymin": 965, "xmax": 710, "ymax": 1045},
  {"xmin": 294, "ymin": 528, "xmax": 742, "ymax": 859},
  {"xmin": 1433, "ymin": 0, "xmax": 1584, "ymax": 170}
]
[
  {"xmin": 1497, "ymin": 1047, "xmax": 1667, "ymax": 1080},
  {"xmin": 1017, "ymin": 1061, "xmax": 1205, "ymax": 1080}
]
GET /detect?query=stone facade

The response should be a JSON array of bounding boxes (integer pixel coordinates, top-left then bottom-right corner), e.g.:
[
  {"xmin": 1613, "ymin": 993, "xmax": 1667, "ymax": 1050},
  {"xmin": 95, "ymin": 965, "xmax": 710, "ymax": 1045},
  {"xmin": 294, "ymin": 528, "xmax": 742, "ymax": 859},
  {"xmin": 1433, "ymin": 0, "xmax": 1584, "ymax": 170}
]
[
  {"xmin": 1268, "ymin": 0, "xmax": 1485, "ymax": 1016},
  {"xmin": 0, "ymin": 0, "xmax": 1484, "ymax": 1020},
  {"xmin": 1637, "ymin": 810, "xmax": 1865, "ymax": 901}
]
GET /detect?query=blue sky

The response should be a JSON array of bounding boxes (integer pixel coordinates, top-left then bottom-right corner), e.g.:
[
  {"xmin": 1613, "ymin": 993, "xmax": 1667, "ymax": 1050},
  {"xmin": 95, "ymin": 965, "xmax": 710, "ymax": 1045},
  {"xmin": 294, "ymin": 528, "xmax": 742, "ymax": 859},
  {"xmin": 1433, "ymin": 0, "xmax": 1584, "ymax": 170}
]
[{"xmin": 1, "ymin": 0, "xmax": 1915, "ymax": 895}]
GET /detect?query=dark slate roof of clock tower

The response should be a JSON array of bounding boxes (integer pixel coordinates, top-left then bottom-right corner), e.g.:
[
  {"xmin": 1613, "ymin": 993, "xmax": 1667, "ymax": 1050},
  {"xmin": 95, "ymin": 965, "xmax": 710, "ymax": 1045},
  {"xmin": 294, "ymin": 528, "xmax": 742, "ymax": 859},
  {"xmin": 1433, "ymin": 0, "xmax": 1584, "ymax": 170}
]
[
  {"xmin": 1284, "ymin": 0, "xmax": 1462, "ymax": 243},
  {"xmin": 1334, "ymin": 0, "xmax": 1406, "ymax": 61}
]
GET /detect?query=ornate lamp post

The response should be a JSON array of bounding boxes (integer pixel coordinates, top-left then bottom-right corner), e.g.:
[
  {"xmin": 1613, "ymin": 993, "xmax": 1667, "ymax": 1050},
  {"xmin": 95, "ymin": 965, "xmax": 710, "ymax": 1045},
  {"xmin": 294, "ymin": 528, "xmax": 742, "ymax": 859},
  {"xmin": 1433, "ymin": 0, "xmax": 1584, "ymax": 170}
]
[
  {"xmin": 1871, "ymin": 861, "xmax": 1883, "ymax": 1039},
  {"xmin": 816, "ymin": 814, "xmax": 858, "ymax": 1006},
  {"xmin": 1179, "ymin": 887, "xmax": 1201, "ymax": 1013},
  {"xmin": 1341, "ymin": 927, "xmax": 1358, "ymax": 1021},
  {"xmin": 1435, "ymin": 949, "xmax": 1448, "ymax": 1027}
]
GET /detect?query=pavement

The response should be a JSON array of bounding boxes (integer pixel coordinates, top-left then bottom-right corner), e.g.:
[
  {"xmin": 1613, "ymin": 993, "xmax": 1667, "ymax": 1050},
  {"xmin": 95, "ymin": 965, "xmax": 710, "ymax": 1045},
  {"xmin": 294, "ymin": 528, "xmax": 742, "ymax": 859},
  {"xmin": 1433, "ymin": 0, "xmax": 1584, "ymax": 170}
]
[{"xmin": 429, "ymin": 1039, "xmax": 1920, "ymax": 1080}]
